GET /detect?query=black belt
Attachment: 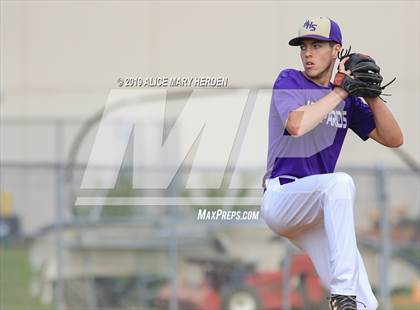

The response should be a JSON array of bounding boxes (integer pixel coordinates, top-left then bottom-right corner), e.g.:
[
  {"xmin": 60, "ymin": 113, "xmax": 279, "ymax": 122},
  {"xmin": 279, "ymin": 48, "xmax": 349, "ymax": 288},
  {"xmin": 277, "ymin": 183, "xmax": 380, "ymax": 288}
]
[
  {"xmin": 278, "ymin": 175, "xmax": 299, "ymax": 185},
  {"xmin": 278, "ymin": 178, "xmax": 295, "ymax": 185}
]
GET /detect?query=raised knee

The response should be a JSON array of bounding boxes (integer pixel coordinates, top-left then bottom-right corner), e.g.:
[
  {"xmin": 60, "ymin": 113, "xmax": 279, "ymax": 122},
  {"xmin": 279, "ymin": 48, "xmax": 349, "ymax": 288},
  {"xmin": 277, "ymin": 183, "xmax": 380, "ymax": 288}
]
[
  {"xmin": 332, "ymin": 172, "xmax": 355, "ymax": 194},
  {"xmin": 323, "ymin": 172, "xmax": 355, "ymax": 200},
  {"xmin": 333, "ymin": 172, "xmax": 355, "ymax": 189}
]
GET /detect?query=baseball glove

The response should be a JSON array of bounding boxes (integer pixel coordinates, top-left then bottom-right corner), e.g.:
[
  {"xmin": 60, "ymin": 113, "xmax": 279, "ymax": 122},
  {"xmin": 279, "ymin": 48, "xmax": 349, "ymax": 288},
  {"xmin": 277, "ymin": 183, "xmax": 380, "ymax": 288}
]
[{"xmin": 333, "ymin": 47, "xmax": 396, "ymax": 99}]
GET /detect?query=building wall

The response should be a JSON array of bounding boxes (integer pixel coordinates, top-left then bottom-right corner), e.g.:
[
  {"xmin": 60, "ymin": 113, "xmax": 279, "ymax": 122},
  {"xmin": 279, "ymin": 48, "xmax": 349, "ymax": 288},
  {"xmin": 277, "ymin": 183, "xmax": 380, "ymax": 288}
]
[{"xmin": 1, "ymin": 1, "xmax": 418, "ymax": 165}]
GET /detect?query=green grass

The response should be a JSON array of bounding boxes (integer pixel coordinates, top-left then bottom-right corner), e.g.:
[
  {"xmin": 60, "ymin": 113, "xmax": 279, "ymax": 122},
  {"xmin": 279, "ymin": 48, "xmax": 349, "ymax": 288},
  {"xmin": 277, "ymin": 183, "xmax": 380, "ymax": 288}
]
[{"xmin": 0, "ymin": 244, "xmax": 52, "ymax": 310}]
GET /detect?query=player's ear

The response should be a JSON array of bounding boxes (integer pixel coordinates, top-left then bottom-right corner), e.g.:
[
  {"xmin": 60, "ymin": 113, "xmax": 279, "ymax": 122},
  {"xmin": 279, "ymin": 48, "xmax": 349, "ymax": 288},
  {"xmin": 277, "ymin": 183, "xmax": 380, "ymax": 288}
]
[{"xmin": 332, "ymin": 43, "xmax": 341, "ymax": 60}]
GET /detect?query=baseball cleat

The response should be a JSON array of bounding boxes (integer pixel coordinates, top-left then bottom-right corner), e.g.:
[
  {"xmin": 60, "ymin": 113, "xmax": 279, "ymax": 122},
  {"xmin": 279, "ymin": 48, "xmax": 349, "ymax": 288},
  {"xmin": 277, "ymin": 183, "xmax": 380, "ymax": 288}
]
[{"xmin": 328, "ymin": 294, "xmax": 359, "ymax": 310}]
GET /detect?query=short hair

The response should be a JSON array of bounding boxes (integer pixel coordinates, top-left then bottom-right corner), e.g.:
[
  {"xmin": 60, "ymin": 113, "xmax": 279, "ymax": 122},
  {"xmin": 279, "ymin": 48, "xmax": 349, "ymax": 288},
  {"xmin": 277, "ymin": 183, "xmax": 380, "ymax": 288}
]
[{"xmin": 329, "ymin": 41, "xmax": 341, "ymax": 47}]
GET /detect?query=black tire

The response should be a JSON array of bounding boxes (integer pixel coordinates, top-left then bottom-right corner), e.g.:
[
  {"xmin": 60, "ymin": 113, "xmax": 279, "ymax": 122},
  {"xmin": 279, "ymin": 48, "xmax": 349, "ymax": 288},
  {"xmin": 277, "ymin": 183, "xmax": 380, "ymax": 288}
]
[{"xmin": 221, "ymin": 285, "xmax": 262, "ymax": 310}]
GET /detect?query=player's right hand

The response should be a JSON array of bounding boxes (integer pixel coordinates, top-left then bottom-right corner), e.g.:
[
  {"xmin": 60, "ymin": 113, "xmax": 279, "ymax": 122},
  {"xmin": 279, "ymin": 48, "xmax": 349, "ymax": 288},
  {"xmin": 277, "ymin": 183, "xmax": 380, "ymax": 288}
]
[{"xmin": 338, "ymin": 57, "xmax": 352, "ymax": 77}]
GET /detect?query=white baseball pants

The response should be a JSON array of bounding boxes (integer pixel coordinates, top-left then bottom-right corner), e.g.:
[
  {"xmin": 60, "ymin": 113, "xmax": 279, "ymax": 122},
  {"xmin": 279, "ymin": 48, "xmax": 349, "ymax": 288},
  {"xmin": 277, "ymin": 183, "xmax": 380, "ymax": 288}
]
[{"xmin": 261, "ymin": 172, "xmax": 378, "ymax": 310}]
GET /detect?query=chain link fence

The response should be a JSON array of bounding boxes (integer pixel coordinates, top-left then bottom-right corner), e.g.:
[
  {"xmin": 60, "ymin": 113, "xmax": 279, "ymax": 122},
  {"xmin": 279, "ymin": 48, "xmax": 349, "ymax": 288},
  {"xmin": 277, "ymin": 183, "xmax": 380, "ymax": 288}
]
[{"xmin": 1, "ymin": 118, "xmax": 419, "ymax": 310}]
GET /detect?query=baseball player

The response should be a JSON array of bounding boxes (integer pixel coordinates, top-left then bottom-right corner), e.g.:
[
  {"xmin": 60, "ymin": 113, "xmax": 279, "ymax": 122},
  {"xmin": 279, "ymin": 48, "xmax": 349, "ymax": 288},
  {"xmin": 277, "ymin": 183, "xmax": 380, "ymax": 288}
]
[{"xmin": 261, "ymin": 16, "xmax": 403, "ymax": 310}]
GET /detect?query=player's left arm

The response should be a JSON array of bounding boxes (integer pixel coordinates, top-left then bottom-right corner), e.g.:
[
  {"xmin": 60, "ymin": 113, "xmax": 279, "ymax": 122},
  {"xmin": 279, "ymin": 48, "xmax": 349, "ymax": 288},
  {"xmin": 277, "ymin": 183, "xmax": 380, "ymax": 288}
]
[{"xmin": 365, "ymin": 97, "xmax": 403, "ymax": 148}]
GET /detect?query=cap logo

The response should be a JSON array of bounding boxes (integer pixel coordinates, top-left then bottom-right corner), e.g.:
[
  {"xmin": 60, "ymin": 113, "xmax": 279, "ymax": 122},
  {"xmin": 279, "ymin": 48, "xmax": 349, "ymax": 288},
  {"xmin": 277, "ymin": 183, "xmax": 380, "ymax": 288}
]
[{"xmin": 303, "ymin": 20, "xmax": 317, "ymax": 31}]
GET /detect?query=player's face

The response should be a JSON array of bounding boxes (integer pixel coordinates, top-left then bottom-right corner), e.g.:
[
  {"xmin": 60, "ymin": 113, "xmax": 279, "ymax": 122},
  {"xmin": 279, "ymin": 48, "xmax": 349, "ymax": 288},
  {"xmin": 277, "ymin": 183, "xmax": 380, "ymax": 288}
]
[{"xmin": 299, "ymin": 39, "xmax": 338, "ymax": 81}]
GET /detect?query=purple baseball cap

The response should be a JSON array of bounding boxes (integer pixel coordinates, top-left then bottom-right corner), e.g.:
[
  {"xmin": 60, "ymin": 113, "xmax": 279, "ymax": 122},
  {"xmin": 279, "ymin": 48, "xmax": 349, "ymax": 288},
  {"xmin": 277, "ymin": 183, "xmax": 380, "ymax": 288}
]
[{"xmin": 289, "ymin": 16, "xmax": 342, "ymax": 46}]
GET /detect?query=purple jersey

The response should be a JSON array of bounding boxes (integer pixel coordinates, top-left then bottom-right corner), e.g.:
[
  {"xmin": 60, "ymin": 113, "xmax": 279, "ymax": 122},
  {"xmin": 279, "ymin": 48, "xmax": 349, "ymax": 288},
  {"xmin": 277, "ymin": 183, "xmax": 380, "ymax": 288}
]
[{"xmin": 265, "ymin": 69, "xmax": 376, "ymax": 183}]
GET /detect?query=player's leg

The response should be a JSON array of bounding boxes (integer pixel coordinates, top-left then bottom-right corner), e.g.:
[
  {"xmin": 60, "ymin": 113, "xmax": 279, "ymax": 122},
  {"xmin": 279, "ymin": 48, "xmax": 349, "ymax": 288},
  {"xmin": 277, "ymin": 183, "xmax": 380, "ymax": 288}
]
[
  {"xmin": 261, "ymin": 172, "xmax": 377, "ymax": 309},
  {"xmin": 290, "ymin": 223, "xmax": 378, "ymax": 309},
  {"xmin": 354, "ymin": 249, "xmax": 378, "ymax": 309},
  {"xmin": 321, "ymin": 172, "xmax": 359, "ymax": 296},
  {"xmin": 261, "ymin": 174, "xmax": 325, "ymax": 239}
]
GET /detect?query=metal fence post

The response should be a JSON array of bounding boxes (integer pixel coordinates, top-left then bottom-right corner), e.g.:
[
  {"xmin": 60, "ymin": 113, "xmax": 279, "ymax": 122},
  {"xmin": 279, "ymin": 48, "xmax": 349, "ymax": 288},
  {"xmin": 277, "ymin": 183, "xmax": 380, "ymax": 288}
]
[
  {"xmin": 282, "ymin": 240, "xmax": 292, "ymax": 310},
  {"xmin": 169, "ymin": 219, "xmax": 178, "ymax": 310},
  {"xmin": 54, "ymin": 120, "xmax": 65, "ymax": 310},
  {"xmin": 376, "ymin": 166, "xmax": 392, "ymax": 310}
]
